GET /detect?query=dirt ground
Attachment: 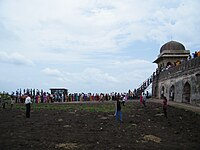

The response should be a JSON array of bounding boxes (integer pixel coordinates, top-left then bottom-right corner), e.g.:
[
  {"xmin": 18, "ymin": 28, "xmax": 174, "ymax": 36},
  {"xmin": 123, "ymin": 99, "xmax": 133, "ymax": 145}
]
[{"xmin": 0, "ymin": 101, "xmax": 200, "ymax": 150}]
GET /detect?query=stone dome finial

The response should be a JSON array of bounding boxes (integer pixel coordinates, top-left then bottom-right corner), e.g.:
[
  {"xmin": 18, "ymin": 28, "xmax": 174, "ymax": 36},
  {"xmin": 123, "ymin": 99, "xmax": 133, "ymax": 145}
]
[{"xmin": 160, "ymin": 41, "xmax": 185, "ymax": 53}]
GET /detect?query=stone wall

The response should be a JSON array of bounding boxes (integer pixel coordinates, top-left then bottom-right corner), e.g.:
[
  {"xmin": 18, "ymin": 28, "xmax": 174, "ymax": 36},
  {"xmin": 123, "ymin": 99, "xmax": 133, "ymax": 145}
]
[{"xmin": 152, "ymin": 56, "xmax": 200, "ymax": 106}]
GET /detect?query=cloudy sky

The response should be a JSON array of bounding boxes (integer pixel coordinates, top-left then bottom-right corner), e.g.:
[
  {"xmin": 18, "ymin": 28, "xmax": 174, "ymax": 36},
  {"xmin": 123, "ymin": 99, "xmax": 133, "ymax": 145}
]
[{"xmin": 0, "ymin": 0, "xmax": 199, "ymax": 94}]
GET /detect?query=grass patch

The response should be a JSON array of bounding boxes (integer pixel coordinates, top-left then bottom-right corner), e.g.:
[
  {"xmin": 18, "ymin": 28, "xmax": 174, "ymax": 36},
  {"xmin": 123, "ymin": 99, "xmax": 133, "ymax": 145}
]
[{"xmin": 13, "ymin": 102, "xmax": 134, "ymax": 112}]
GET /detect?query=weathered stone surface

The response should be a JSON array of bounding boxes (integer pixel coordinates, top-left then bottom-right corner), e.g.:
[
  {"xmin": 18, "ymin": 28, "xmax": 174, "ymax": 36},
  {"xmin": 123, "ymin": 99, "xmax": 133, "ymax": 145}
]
[
  {"xmin": 152, "ymin": 57, "xmax": 200, "ymax": 106},
  {"xmin": 143, "ymin": 135, "xmax": 161, "ymax": 143}
]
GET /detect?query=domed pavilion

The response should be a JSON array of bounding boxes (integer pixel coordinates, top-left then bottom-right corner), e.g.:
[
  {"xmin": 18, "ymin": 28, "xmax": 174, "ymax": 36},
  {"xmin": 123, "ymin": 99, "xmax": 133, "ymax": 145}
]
[{"xmin": 153, "ymin": 41, "xmax": 190, "ymax": 71}]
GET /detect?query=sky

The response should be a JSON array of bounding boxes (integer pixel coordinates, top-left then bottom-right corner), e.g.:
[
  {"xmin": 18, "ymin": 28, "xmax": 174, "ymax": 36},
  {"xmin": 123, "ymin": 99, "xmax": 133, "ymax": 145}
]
[{"xmin": 0, "ymin": 0, "xmax": 200, "ymax": 94}]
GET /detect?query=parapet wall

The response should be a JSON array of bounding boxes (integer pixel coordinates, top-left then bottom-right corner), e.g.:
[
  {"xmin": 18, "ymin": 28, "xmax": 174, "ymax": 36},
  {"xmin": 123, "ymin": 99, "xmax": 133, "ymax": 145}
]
[
  {"xmin": 152, "ymin": 56, "xmax": 200, "ymax": 106},
  {"xmin": 158, "ymin": 56, "xmax": 200, "ymax": 80}
]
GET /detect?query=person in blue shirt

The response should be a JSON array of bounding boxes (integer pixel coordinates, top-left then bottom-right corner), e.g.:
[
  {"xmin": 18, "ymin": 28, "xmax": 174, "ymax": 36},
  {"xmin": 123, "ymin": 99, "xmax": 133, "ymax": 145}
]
[{"xmin": 116, "ymin": 99, "xmax": 123, "ymax": 122}]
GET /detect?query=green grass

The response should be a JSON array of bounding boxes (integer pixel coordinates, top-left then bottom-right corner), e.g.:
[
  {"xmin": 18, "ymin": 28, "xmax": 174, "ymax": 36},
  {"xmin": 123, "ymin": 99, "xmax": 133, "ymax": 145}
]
[{"xmin": 13, "ymin": 102, "xmax": 133, "ymax": 113}]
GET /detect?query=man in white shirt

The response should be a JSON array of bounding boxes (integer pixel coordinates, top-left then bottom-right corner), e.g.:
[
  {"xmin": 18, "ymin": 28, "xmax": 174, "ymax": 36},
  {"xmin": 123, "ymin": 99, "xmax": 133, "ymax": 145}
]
[{"xmin": 25, "ymin": 94, "xmax": 32, "ymax": 118}]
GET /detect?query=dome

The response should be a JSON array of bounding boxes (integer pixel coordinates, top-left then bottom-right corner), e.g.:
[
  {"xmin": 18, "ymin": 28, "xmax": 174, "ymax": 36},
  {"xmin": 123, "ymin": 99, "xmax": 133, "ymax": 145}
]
[{"xmin": 160, "ymin": 41, "xmax": 185, "ymax": 53}]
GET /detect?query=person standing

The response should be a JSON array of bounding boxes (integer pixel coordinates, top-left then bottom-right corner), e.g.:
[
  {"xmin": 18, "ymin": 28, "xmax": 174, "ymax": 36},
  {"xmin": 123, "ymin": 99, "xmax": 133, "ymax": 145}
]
[
  {"xmin": 10, "ymin": 98, "xmax": 14, "ymax": 109},
  {"xmin": 163, "ymin": 96, "xmax": 167, "ymax": 118},
  {"xmin": 140, "ymin": 93, "xmax": 143, "ymax": 105},
  {"xmin": 142, "ymin": 93, "xmax": 146, "ymax": 107},
  {"xmin": 122, "ymin": 96, "xmax": 126, "ymax": 106},
  {"xmin": 116, "ymin": 99, "xmax": 122, "ymax": 122},
  {"xmin": 25, "ymin": 94, "xmax": 32, "ymax": 118}
]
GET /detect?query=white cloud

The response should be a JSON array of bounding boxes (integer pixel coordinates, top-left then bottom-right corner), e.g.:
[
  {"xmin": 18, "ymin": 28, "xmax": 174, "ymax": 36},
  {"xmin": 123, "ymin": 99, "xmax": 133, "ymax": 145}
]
[
  {"xmin": 42, "ymin": 68, "xmax": 62, "ymax": 77},
  {"xmin": 0, "ymin": 0, "xmax": 120, "ymax": 53},
  {"xmin": 42, "ymin": 67, "xmax": 118, "ymax": 84},
  {"xmin": 0, "ymin": 0, "xmax": 199, "ymax": 93},
  {"xmin": 1, "ymin": 0, "xmax": 199, "ymax": 57},
  {"xmin": 146, "ymin": 1, "xmax": 200, "ymax": 46},
  {"xmin": 0, "ymin": 52, "xmax": 34, "ymax": 66},
  {"xmin": 41, "ymin": 58, "xmax": 155, "ymax": 93},
  {"xmin": 109, "ymin": 59, "xmax": 156, "ymax": 85},
  {"xmin": 42, "ymin": 67, "xmax": 72, "ymax": 84},
  {"xmin": 81, "ymin": 68, "xmax": 118, "ymax": 83}
]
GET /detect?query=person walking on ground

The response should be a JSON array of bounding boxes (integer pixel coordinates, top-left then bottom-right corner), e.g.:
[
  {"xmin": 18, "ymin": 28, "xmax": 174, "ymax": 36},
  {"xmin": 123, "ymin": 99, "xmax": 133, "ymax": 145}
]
[
  {"xmin": 114, "ymin": 100, "xmax": 117, "ymax": 116},
  {"xmin": 122, "ymin": 95, "xmax": 126, "ymax": 106},
  {"xmin": 10, "ymin": 98, "xmax": 14, "ymax": 109},
  {"xmin": 140, "ymin": 93, "xmax": 143, "ymax": 105},
  {"xmin": 163, "ymin": 96, "xmax": 168, "ymax": 118},
  {"xmin": 25, "ymin": 94, "xmax": 32, "ymax": 118},
  {"xmin": 116, "ymin": 99, "xmax": 123, "ymax": 122},
  {"xmin": 142, "ymin": 93, "xmax": 147, "ymax": 107}
]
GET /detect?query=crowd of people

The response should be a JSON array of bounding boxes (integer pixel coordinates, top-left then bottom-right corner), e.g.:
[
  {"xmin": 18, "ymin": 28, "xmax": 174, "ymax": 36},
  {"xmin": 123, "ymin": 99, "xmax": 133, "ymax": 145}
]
[
  {"xmin": 1, "ymin": 90, "xmax": 168, "ymax": 121},
  {"xmin": 5, "ymin": 88, "xmax": 139, "ymax": 104},
  {"xmin": 193, "ymin": 51, "xmax": 200, "ymax": 58}
]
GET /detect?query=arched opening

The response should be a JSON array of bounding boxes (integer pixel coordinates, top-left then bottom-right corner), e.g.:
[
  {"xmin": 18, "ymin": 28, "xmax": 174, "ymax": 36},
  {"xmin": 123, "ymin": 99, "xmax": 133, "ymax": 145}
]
[
  {"xmin": 166, "ymin": 62, "xmax": 173, "ymax": 69},
  {"xmin": 169, "ymin": 85, "xmax": 175, "ymax": 101},
  {"xmin": 161, "ymin": 86, "xmax": 164, "ymax": 98},
  {"xmin": 182, "ymin": 82, "xmax": 191, "ymax": 103},
  {"xmin": 167, "ymin": 62, "xmax": 172, "ymax": 67},
  {"xmin": 196, "ymin": 73, "xmax": 200, "ymax": 93}
]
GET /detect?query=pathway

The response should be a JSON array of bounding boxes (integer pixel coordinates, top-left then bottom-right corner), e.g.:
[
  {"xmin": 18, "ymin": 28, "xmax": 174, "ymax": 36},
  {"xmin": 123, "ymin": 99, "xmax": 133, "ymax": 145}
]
[{"xmin": 148, "ymin": 98, "xmax": 200, "ymax": 114}]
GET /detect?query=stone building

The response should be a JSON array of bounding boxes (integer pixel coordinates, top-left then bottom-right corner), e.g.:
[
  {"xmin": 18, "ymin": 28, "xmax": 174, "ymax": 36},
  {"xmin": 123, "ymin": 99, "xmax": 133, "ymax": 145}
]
[
  {"xmin": 153, "ymin": 41, "xmax": 190, "ymax": 70},
  {"xmin": 152, "ymin": 41, "xmax": 200, "ymax": 106}
]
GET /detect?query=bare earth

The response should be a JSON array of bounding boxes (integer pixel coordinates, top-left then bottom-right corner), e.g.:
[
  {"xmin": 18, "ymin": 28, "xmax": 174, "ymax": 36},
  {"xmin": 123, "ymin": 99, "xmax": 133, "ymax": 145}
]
[{"xmin": 0, "ymin": 101, "xmax": 200, "ymax": 150}]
